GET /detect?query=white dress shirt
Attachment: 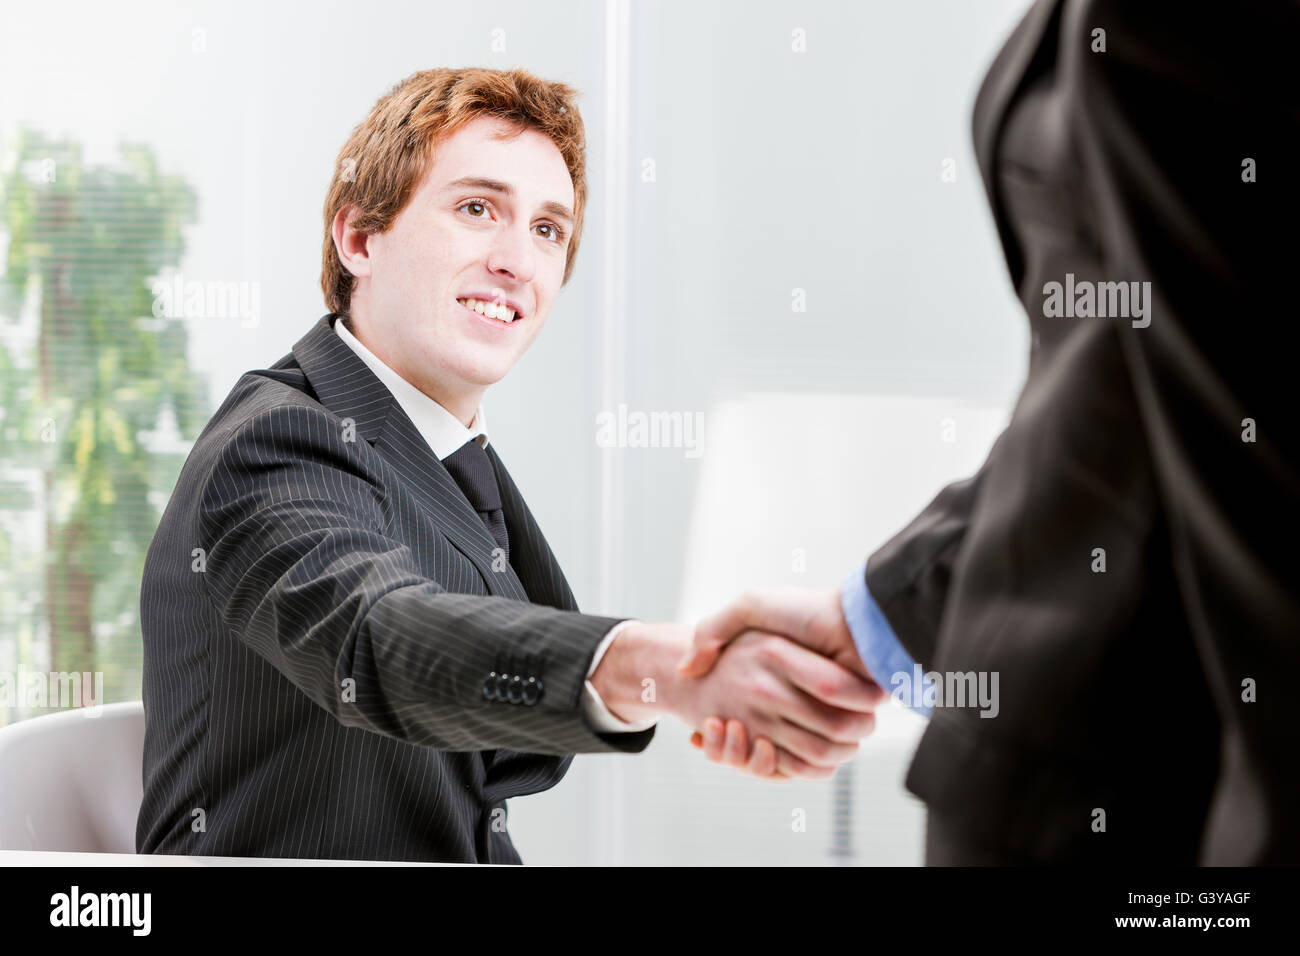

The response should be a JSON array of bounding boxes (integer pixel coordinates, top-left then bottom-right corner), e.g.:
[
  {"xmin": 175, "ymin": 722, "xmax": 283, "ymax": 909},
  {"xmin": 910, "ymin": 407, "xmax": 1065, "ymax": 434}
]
[{"xmin": 334, "ymin": 317, "xmax": 655, "ymax": 734}]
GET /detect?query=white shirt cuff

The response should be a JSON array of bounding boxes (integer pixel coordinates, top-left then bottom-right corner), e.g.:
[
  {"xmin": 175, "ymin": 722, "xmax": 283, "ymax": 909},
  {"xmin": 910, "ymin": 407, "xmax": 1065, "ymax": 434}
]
[{"xmin": 582, "ymin": 619, "xmax": 659, "ymax": 733}]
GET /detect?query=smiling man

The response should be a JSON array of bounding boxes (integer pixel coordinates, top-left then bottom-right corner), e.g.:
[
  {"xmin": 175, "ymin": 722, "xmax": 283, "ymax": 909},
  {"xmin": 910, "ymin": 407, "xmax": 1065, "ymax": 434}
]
[
  {"xmin": 330, "ymin": 118, "xmax": 572, "ymax": 424},
  {"xmin": 136, "ymin": 67, "xmax": 885, "ymax": 864}
]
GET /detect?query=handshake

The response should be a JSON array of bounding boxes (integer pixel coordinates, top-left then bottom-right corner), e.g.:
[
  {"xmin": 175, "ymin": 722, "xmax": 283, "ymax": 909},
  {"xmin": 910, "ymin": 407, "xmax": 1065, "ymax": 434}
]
[{"xmin": 589, "ymin": 588, "xmax": 887, "ymax": 780}]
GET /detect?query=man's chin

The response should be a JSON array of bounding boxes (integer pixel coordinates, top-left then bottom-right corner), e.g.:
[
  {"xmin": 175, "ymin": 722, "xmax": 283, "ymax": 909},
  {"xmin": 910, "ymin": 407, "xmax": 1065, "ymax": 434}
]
[{"xmin": 448, "ymin": 358, "xmax": 514, "ymax": 390}]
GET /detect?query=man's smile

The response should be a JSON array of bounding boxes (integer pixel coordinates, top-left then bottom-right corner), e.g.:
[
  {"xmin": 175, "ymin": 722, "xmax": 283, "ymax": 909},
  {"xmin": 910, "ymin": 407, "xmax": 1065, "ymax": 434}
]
[{"xmin": 456, "ymin": 295, "xmax": 525, "ymax": 325}]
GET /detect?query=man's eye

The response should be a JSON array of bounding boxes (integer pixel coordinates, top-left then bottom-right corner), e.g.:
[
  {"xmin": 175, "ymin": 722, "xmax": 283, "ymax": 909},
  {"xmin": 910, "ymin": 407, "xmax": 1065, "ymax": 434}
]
[
  {"xmin": 460, "ymin": 201, "xmax": 489, "ymax": 218},
  {"xmin": 534, "ymin": 222, "xmax": 564, "ymax": 242}
]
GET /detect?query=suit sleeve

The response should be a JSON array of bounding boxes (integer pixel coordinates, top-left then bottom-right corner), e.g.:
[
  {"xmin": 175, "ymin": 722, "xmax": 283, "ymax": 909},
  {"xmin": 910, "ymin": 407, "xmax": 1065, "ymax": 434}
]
[
  {"xmin": 863, "ymin": 468, "xmax": 988, "ymax": 669},
  {"xmin": 196, "ymin": 403, "xmax": 654, "ymax": 756},
  {"xmin": 1064, "ymin": 0, "xmax": 1300, "ymax": 858}
]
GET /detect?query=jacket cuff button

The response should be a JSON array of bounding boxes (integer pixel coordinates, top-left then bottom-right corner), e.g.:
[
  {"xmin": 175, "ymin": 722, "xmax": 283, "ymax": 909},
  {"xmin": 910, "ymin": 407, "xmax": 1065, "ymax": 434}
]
[
  {"xmin": 507, "ymin": 675, "xmax": 524, "ymax": 704},
  {"xmin": 522, "ymin": 676, "xmax": 542, "ymax": 706}
]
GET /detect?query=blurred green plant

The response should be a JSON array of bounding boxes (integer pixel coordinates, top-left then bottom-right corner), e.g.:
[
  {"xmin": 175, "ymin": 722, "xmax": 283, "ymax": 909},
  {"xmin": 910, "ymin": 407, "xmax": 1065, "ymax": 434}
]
[{"xmin": 0, "ymin": 129, "xmax": 206, "ymax": 716}]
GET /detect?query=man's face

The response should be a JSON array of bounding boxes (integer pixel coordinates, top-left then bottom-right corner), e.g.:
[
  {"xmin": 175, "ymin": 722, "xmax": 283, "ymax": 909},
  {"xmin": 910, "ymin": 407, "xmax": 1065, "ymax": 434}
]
[{"xmin": 353, "ymin": 116, "xmax": 575, "ymax": 415}]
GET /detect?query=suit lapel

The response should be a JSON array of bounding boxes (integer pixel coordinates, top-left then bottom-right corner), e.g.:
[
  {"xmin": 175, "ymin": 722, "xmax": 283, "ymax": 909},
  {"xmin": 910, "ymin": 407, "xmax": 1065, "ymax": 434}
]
[
  {"xmin": 487, "ymin": 445, "xmax": 578, "ymax": 612},
  {"xmin": 291, "ymin": 314, "xmax": 530, "ymax": 602},
  {"xmin": 374, "ymin": 412, "xmax": 532, "ymax": 601},
  {"xmin": 971, "ymin": 0, "xmax": 1062, "ymax": 290}
]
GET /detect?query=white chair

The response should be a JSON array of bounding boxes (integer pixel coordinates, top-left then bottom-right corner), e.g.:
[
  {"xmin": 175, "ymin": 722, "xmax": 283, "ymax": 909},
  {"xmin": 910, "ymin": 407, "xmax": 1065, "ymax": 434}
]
[{"xmin": 0, "ymin": 700, "xmax": 145, "ymax": 853}]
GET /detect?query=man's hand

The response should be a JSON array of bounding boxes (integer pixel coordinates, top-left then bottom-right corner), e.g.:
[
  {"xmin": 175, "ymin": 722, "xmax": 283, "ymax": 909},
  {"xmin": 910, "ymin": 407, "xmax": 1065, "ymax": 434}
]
[
  {"xmin": 679, "ymin": 587, "xmax": 869, "ymax": 682},
  {"xmin": 589, "ymin": 621, "xmax": 883, "ymax": 780},
  {"xmin": 668, "ymin": 629, "xmax": 883, "ymax": 779},
  {"xmin": 675, "ymin": 588, "xmax": 880, "ymax": 778}
]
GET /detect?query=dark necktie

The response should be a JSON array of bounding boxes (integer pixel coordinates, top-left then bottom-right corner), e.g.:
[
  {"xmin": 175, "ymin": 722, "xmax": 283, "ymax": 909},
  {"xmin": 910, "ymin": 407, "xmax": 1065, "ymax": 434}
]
[{"xmin": 440, "ymin": 439, "xmax": 510, "ymax": 561}]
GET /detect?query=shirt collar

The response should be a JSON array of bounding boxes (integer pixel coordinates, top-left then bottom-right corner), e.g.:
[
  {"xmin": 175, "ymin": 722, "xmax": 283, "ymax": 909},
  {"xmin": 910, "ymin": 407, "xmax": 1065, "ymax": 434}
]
[{"xmin": 334, "ymin": 316, "xmax": 488, "ymax": 461}]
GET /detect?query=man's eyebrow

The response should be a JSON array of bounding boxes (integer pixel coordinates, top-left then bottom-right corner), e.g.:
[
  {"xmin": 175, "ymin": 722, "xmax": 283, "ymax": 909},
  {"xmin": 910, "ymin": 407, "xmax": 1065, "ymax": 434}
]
[{"xmin": 443, "ymin": 176, "xmax": 574, "ymax": 226}]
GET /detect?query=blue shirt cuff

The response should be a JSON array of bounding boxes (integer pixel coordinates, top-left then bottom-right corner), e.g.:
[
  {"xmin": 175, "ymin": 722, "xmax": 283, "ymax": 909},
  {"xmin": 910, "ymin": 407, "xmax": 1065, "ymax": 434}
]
[{"xmin": 840, "ymin": 560, "xmax": 933, "ymax": 718}]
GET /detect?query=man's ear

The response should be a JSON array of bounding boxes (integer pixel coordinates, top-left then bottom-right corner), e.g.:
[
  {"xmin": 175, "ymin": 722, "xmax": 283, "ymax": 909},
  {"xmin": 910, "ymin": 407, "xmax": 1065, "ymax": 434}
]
[{"xmin": 332, "ymin": 205, "xmax": 374, "ymax": 280}]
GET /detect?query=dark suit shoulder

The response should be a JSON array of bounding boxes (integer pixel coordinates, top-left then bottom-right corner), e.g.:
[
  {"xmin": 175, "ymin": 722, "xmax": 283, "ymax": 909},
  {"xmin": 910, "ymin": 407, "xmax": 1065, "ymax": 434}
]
[
  {"xmin": 197, "ymin": 353, "xmax": 330, "ymax": 445},
  {"xmin": 178, "ymin": 351, "xmax": 385, "ymax": 524}
]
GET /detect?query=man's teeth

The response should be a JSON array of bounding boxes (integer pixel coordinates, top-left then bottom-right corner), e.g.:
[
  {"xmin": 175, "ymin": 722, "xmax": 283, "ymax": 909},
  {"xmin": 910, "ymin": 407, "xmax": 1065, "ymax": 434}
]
[{"xmin": 457, "ymin": 298, "xmax": 518, "ymax": 323}]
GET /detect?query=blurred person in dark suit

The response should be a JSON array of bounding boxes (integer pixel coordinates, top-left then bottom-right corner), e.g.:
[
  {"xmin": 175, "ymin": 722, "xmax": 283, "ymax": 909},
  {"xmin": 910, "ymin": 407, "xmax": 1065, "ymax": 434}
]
[{"xmin": 680, "ymin": 0, "xmax": 1300, "ymax": 865}]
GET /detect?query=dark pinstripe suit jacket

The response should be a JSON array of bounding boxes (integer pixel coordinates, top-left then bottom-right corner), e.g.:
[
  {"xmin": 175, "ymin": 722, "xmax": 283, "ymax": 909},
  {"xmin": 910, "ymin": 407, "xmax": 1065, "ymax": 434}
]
[{"xmin": 137, "ymin": 312, "xmax": 654, "ymax": 863}]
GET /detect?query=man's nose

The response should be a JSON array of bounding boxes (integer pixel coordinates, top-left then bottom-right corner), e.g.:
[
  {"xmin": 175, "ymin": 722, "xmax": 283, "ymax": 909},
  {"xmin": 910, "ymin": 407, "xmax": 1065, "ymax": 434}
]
[{"xmin": 487, "ymin": 222, "xmax": 536, "ymax": 284}]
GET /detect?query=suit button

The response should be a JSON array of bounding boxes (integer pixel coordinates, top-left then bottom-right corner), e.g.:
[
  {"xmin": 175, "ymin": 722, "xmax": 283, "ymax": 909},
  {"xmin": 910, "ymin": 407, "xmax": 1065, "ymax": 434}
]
[
  {"xmin": 494, "ymin": 672, "xmax": 511, "ymax": 702},
  {"xmin": 522, "ymin": 677, "xmax": 542, "ymax": 706},
  {"xmin": 483, "ymin": 672, "xmax": 498, "ymax": 700},
  {"xmin": 507, "ymin": 675, "xmax": 524, "ymax": 704}
]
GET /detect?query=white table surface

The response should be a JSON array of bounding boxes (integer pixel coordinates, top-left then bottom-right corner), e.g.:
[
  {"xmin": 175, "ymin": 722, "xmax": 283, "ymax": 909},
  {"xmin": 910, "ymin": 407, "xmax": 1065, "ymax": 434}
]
[{"xmin": 0, "ymin": 849, "xmax": 448, "ymax": 866}]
